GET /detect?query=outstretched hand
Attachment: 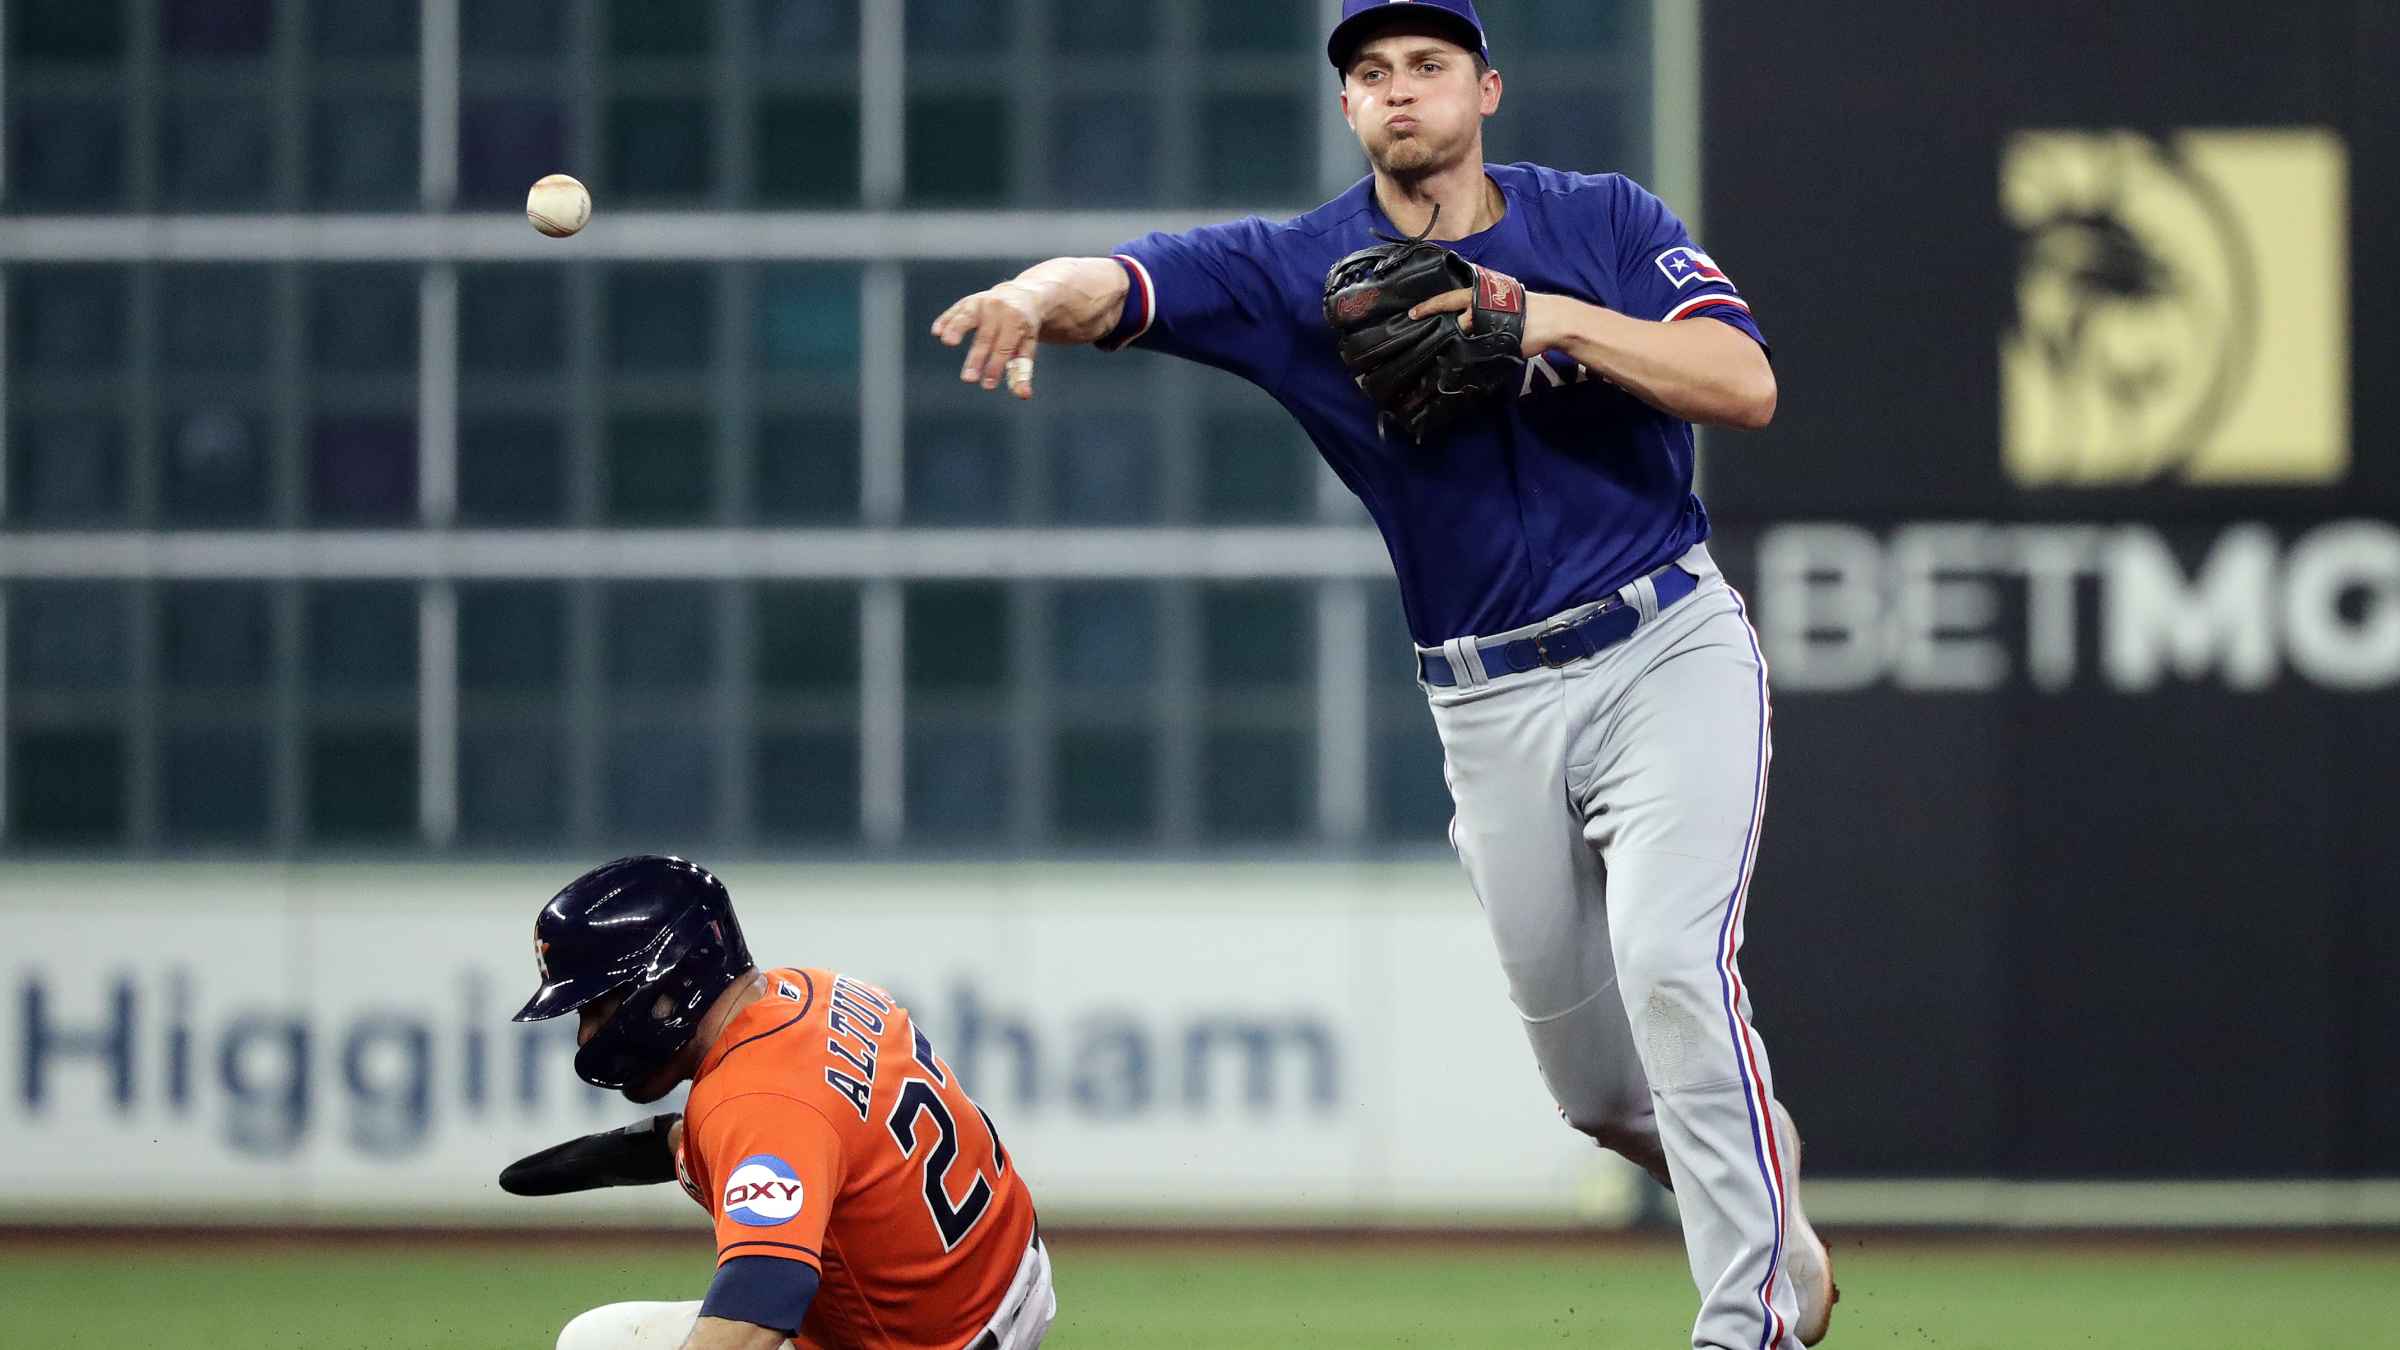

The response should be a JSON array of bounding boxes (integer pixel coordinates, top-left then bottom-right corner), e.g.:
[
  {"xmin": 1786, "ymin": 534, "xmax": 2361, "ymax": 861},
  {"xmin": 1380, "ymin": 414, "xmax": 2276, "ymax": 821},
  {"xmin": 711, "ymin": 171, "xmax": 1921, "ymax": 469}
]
[{"xmin": 932, "ymin": 282, "xmax": 1044, "ymax": 399}]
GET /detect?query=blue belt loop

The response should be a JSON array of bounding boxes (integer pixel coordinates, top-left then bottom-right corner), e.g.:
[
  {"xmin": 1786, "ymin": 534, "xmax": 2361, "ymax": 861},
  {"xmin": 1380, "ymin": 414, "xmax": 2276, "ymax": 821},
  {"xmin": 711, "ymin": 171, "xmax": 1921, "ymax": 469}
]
[{"xmin": 1418, "ymin": 563, "xmax": 1700, "ymax": 688}]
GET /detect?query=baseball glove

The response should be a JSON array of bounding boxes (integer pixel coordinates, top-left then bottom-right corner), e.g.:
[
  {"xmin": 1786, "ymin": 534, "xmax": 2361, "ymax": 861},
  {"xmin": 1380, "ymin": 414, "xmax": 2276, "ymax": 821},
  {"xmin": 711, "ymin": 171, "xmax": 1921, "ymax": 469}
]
[{"xmin": 1322, "ymin": 209, "xmax": 1529, "ymax": 444}]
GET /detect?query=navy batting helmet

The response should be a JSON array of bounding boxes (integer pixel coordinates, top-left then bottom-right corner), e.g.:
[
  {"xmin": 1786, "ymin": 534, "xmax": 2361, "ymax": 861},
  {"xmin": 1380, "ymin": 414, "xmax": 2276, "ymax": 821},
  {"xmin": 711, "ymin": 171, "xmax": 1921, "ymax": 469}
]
[{"xmin": 512, "ymin": 855, "xmax": 754, "ymax": 1092}]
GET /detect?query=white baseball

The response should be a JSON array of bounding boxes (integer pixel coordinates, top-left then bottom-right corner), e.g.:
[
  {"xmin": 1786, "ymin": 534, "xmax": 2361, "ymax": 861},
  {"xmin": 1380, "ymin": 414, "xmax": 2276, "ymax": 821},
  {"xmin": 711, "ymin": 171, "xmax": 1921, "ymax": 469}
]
[{"xmin": 526, "ymin": 174, "xmax": 592, "ymax": 238}]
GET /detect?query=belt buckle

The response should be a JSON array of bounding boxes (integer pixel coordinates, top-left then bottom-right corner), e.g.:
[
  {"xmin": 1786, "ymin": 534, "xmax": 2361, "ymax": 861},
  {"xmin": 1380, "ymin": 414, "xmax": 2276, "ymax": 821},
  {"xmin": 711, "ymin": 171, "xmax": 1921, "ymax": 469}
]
[{"xmin": 1533, "ymin": 620, "xmax": 1581, "ymax": 669}]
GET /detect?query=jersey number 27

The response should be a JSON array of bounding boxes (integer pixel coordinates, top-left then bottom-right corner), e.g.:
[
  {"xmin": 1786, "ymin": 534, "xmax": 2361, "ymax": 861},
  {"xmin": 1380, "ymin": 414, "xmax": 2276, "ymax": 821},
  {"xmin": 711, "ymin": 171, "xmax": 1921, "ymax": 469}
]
[{"xmin": 887, "ymin": 1025, "xmax": 1010, "ymax": 1251}]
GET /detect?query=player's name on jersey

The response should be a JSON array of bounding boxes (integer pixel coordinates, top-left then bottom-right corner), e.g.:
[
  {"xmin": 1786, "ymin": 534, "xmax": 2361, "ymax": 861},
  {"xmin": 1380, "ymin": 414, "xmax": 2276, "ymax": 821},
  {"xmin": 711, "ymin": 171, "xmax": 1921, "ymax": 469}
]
[{"xmin": 820, "ymin": 975, "xmax": 900, "ymax": 1119}]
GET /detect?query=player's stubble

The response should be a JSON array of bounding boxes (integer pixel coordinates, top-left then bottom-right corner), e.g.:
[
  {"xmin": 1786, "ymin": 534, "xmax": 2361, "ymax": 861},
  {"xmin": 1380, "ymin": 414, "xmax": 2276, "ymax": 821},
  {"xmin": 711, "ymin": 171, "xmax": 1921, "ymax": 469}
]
[{"xmin": 1365, "ymin": 119, "xmax": 1466, "ymax": 181}]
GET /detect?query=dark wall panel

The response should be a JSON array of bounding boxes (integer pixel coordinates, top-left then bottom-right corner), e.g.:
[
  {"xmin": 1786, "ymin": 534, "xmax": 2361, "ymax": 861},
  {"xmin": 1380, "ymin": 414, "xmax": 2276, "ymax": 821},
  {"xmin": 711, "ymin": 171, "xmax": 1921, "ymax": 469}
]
[{"xmin": 1703, "ymin": 1, "xmax": 2398, "ymax": 1176}]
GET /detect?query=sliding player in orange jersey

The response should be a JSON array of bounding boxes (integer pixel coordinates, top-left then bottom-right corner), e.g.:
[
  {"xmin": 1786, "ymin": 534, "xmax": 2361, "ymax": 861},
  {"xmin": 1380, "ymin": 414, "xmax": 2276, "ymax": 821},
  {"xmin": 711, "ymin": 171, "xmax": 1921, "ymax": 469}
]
[{"xmin": 502, "ymin": 856, "xmax": 1052, "ymax": 1350}]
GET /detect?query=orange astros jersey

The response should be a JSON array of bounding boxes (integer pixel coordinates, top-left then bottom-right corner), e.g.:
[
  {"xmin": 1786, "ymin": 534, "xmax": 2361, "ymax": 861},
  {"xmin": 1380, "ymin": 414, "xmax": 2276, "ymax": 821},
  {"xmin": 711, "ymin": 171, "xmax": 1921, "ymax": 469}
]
[{"xmin": 676, "ymin": 968, "xmax": 1037, "ymax": 1350}]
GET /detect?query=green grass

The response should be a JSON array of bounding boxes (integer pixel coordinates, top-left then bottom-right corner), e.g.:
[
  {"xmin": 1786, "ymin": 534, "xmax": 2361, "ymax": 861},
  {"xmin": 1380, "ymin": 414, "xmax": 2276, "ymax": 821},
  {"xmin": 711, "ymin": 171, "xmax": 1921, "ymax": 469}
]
[{"xmin": 0, "ymin": 1235, "xmax": 2388, "ymax": 1348}]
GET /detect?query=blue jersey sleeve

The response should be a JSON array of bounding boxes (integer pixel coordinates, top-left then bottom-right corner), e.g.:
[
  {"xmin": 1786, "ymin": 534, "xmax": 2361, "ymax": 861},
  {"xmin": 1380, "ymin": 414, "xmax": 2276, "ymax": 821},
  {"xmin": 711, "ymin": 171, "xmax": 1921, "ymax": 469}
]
[
  {"xmin": 700, "ymin": 1255, "xmax": 819, "ymax": 1335},
  {"xmin": 1607, "ymin": 178, "xmax": 1768, "ymax": 351},
  {"xmin": 1096, "ymin": 218, "xmax": 1301, "ymax": 389}
]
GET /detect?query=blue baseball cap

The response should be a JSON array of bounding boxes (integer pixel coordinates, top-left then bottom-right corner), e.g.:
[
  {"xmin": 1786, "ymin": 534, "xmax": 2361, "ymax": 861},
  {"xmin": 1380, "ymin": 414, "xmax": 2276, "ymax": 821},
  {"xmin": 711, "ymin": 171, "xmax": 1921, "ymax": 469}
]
[{"xmin": 1328, "ymin": 0, "xmax": 1491, "ymax": 72}]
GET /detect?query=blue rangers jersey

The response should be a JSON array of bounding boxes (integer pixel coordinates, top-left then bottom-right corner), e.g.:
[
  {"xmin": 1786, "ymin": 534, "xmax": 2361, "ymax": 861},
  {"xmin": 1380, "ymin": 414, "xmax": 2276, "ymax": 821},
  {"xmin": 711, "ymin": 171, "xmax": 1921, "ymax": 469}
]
[{"xmin": 1098, "ymin": 162, "xmax": 1766, "ymax": 645}]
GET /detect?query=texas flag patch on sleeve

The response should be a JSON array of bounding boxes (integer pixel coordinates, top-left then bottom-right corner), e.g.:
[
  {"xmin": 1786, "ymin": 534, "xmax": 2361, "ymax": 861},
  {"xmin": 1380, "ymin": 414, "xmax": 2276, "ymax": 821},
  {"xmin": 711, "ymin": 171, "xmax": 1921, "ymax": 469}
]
[{"xmin": 1655, "ymin": 246, "xmax": 1731, "ymax": 289}]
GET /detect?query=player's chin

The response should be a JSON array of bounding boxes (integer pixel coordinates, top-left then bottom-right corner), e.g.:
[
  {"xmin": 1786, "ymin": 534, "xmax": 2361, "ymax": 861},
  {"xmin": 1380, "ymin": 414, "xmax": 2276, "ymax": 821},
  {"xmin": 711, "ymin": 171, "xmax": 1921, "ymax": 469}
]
[
  {"xmin": 620, "ymin": 1075, "xmax": 678, "ymax": 1105},
  {"xmin": 1368, "ymin": 136, "xmax": 1445, "ymax": 176}
]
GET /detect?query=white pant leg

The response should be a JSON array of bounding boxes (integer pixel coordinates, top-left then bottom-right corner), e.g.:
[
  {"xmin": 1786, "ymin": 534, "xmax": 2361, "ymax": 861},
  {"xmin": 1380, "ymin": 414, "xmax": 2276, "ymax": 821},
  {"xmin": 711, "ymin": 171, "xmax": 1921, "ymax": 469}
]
[
  {"xmin": 974, "ymin": 1234, "xmax": 1058, "ymax": 1349},
  {"xmin": 1428, "ymin": 667, "xmax": 1662, "ymax": 1174},
  {"xmin": 1567, "ymin": 585, "xmax": 1804, "ymax": 1350},
  {"xmin": 555, "ymin": 1301, "xmax": 725, "ymax": 1350}
]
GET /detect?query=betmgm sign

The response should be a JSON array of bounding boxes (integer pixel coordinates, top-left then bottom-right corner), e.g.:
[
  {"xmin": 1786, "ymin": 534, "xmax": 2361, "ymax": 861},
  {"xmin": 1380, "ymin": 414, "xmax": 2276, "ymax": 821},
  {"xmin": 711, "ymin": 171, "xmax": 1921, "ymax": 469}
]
[{"xmin": 2001, "ymin": 128, "xmax": 2350, "ymax": 487}]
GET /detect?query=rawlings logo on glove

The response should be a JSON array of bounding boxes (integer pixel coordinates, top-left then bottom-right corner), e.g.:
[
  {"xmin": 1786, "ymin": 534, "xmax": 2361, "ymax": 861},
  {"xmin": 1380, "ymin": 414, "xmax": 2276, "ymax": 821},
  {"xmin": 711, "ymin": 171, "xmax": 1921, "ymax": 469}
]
[{"xmin": 1321, "ymin": 205, "xmax": 1529, "ymax": 444}]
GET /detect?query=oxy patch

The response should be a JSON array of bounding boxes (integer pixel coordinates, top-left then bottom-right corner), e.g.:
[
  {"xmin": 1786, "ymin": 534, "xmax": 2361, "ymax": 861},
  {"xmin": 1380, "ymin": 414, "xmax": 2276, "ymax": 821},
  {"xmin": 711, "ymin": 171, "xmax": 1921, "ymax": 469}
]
[{"xmin": 722, "ymin": 1154, "xmax": 806, "ymax": 1227}]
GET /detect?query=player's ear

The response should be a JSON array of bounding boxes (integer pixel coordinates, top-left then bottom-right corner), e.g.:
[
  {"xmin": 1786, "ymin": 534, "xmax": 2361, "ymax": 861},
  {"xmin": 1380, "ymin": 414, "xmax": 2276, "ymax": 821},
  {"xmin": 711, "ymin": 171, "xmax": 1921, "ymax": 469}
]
[{"xmin": 1480, "ymin": 68, "xmax": 1503, "ymax": 117}]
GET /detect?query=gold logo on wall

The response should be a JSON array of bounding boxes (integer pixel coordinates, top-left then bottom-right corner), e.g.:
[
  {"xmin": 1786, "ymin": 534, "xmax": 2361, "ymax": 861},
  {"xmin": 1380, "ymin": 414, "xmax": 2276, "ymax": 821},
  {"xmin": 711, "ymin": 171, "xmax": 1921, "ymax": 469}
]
[{"xmin": 2001, "ymin": 129, "xmax": 2349, "ymax": 486}]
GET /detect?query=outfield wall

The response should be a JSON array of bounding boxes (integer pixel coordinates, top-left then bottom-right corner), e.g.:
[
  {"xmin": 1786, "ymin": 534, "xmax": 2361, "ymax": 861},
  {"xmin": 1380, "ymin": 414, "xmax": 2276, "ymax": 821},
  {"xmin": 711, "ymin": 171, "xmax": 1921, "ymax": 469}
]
[{"xmin": 9, "ymin": 862, "xmax": 2396, "ymax": 1230}]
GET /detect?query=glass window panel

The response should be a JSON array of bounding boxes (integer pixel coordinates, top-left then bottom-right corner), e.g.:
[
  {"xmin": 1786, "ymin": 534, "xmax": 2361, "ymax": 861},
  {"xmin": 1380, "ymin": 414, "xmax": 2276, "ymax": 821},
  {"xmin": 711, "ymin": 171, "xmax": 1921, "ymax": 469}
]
[
  {"xmin": 306, "ymin": 726, "xmax": 418, "ymax": 840},
  {"xmin": 1203, "ymin": 96, "xmax": 1313, "ymax": 202},
  {"xmin": 12, "ymin": 0, "xmax": 126, "ymax": 61},
  {"xmin": 755, "ymin": 0, "xmax": 857, "ymax": 57},
  {"xmin": 162, "ymin": 725, "xmax": 270, "ymax": 842},
  {"xmin": 754, "ymin": 414, "xmax": 861, "ymax": 524},
  {"xmin": 1202, "ymin": 0, "xmax": 1311, "ymax": 53},
  {"xmin": 162, "ymin": 582, "xmax": 273, "ymax": 692},
  {"xmin": 309, "ymin": 416, "xmax": 418, "ymax": 522},
  {"xmin": 1200, "ymin": 409, "xmax": 1315, "ymax": 522},
  {"xmin": 1367, "ymin": 584, "xmax": 1423, "ymax": 694},
  {"xmin": 1054, "ymin": 0, "xmax": 1153, "ymax": 54},
  {"xmin": 8, "ymin": 413, "xmax": 128, "ymax": 524},
  {"xmin": 160, "ymin": 267, "xmax": 272, "ymax": 374},
  {"xmin": 459, "ymin": 266, "xmax": 566, "ymax": 374},
  {"xmin": 1374, "ymin": 718, "xmax": 1452, "ymax": 841},
  {"xmin": 162, "ymin": 404, "xmax": 271, "ymax": 524},
  {"xmin": 1201, "ymin": 584, "xmax": 1311, "ymax": 687},
  {"xmin": 1203, "ymin": 728, "xmax": 1310, "ymax": 841},
  {"xmin": 903, "ymin": 415, "xmax": 1009, "ymax": 524},
  {"xmin": 755, "ymin": 585, "xmax": 859, "ymax": 695},
  {"xmin": 754, "ymin": 98, "xmax": 861, "ymax": 205},
  {"xmin": 755, "ymin": 268, "xmax": 861, "ymax": 371},
  {"xmin": 9, "ymin": 99, "xmax": 127, "ymax": 208},
  {"xmin": 606, "ymin": 413, "xmax": 715, "ymax": 523},
  {"xmin": 1478, "ymin": 0, "xmax": 1634, "ymax": 48},
  {"xmin": 605, "ymin": 729, "xmax": 714, "ymax": 837},
  {"xmin": 161, "ymin": 97, "xmax": 276, "ymax": 207},
  {"xmin": 905, "ymin": 0, "xmax": 1004, "ymax": 53},
  {"xmin": 306, "ymin": 583, "xmax": 417, "ymax": 694},
  {"xmin": 460, "ymin": 724, "xmax": 566, "ymax": 843},
  {"xmin": 1052, "ymin": 584, "xmax": 1156, "ymax": 691},
  {"xmin": 905, "ymin": 96, "xmax": 1010, "ymax": 205},
  {"xmin": 8, "ymin": 581, "xmax": 130, "ymax": 692},
  {"xmin": 8, "ymin": 729, "xmax": 125, "ymax": 842},
  {"xmin": 1050, "ymin": 97, "xmax": 1155, "ymax": 207},
  {"xmin": 10, "ymin": 267, "xmax": 129, "ymax": 372},
  {"xmin": 604, "ymin": 583, "xmax": 717, "ymax": 692},
  {"xmin": 459, "ymin": 413, "xmax": 568, "ymax": 524},
  {"xmin": 459, "ymin": 583, "xmax": 566, "ymax": 694},
  {"xmin": 311, "ymin": 97, "xmax": 419, "ymax": 206},
  {"xmin": 165, "ymin": 0, "xmax": 273, "ymax": 55},
  {"xmin": 462, "ymin": 1, "xmax": 564, "ymax": 57},
  {"xmin": 1053, "ymin": 729, "xmax": 1155, "ymax": 842},
  {"xmin": 607, "ymin": 97, "xmax": 715, "ymax": 200},
  {"xmin": 607, "ymin": 267, "xmax": 714, "ymax": 371},
  {"xmin": 609, "ymin": 0, "xmax": 713, "ymax": 56},
  {"xmin": 905, "ymin": 726, "xmax": 1006, "ymax": 840},
  {"xmin": 1049, "ymin": 415, "xmax": 1158, "ymax": 523},
  {"xmin": 904, "ymin": 583, "xmax": 1007, "ymax": 694},
  {"xmin": 459, "ymin": 97, "xmax": 566, "ymax": 206},
  {"xmin": 755, "ymin": 731, "xmax": 860, "ymax": 843},
  {"xmin": 308, "ymin": 265, "xmax": 419, "ymax": 374},
  {"xmin": 313, "ymin": 0, "xmax": 416, "ymax": 57}
]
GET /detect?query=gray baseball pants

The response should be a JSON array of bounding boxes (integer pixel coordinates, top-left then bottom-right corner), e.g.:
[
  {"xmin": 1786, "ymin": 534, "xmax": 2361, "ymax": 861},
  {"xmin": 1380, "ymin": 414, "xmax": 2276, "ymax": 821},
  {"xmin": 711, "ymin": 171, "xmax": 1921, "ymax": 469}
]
[{"xmin": 1423, "ymin": 543, "xmax": 1806, "ymax": 1350}]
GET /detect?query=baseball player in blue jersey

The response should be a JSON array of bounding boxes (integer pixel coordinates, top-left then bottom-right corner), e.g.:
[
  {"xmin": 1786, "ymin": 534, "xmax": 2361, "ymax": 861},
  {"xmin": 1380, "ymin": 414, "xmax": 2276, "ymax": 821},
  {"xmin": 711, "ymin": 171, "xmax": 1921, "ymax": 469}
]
[{"xmin": 933, "ymin": 4, "xmax": 1834, "ymax": 1347}]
